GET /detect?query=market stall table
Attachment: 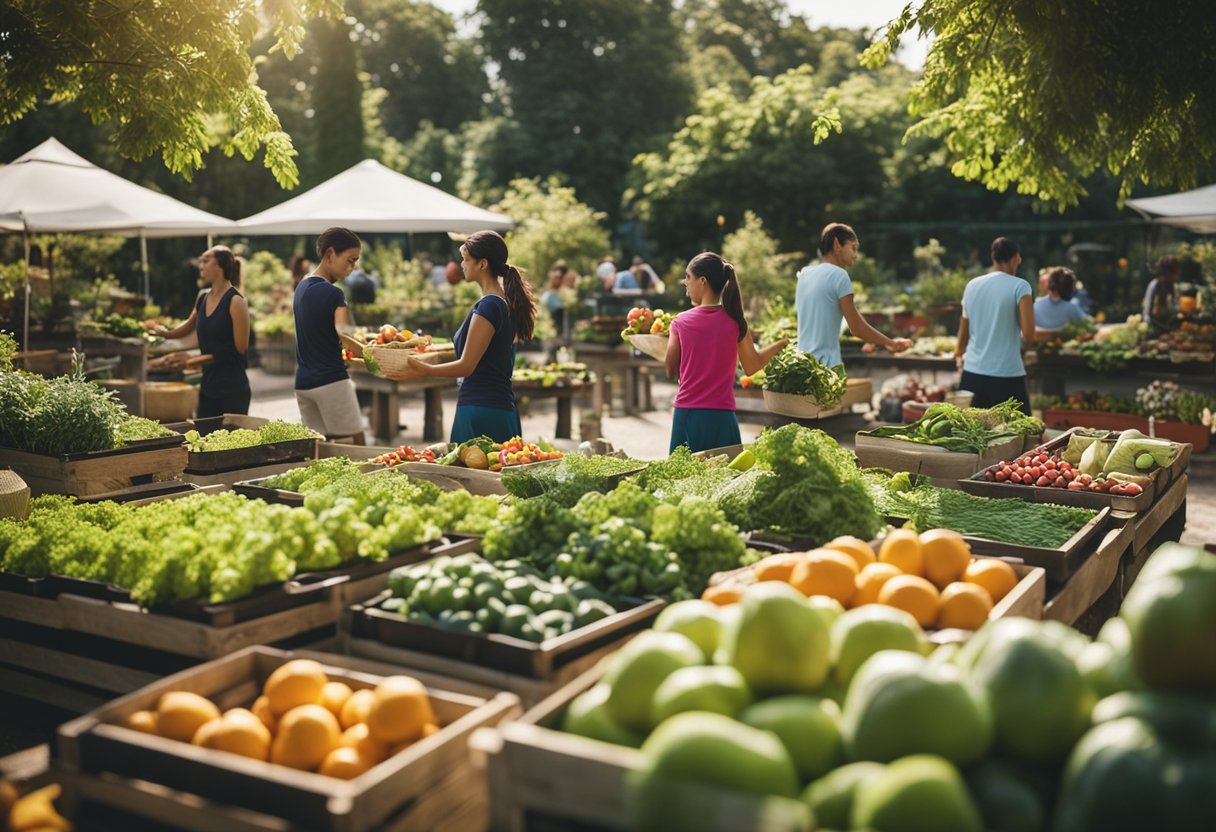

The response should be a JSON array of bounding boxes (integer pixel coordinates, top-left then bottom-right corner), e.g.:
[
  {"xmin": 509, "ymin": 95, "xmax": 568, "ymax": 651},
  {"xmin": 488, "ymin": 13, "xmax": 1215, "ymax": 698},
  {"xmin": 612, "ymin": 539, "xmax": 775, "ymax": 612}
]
[
  {"xmin": 571, "ymin": 343, "xmax": 656, "ymax": 416},
  {"xmin": 78, "ymin": 336, "xmax": 148, "ymax": 383},
  {"xmin": 512, "ymin": 381, "xmax": 591, "ymax": 439},
  {"xmin": 1024, "ymin": 349, "xmax": 1216, "ymax": 398},
  {"xmin": 348, "ymin": 364, "xmax": 456, "ymax": 443}
]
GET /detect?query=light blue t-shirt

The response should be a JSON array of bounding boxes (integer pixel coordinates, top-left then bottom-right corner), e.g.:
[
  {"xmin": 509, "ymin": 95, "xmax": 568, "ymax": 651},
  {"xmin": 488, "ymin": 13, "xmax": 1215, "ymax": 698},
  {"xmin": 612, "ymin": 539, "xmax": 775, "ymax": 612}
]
[
  {"xmin": 962, "ymin": 271, "xmax": 1032, "ymax": 377},
  {"xmin": 1033, "ymin": 296, "xmax": 1085, "ymax": 330},
  {"xmin": 795, "ymin": 263, "xmax": 853, "ymax": 367}
]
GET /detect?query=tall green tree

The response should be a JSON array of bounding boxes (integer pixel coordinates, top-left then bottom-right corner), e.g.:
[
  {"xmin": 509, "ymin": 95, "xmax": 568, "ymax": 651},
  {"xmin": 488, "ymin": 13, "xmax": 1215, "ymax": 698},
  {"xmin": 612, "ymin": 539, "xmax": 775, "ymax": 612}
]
[
  {"xmin": 863, "ymin": 0, "xmax": 1216, "ymax": 206},
  {"xmin": 0, "ymin": 0, "xmax": 343, "ymax": 187},
  {"xmin": 309, "ymin": 16, "xmax": 365, "ymax": 183},
  {"xmin": 476, "ymin": 0, "xmax": 693, "ymax": 215}
]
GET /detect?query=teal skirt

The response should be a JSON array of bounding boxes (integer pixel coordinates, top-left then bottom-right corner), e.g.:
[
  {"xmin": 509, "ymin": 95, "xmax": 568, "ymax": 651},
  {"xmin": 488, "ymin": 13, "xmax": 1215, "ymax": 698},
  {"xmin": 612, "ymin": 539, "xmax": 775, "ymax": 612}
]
[
  {"xmin": 451, "ymin": 404, "xmax": 522, "ymax": 444},
  {"xmin": 670, "ymin": 407, "xmax": 741, "ymax": 454}
]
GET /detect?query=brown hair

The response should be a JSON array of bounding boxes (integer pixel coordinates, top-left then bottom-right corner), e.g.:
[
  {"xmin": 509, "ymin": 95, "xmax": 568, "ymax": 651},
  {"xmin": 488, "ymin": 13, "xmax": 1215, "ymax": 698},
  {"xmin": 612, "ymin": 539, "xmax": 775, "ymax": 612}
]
[
  {"xmin": 688, "ymin": 252, "xmax": 747, "ymax": 342},
  {"xmin": 1044, "ymin": 267, "xmax": 1076, "ymax": 301},
  {"xmin": 210, "ymin": 245, "xmax": 243, "ymax": 292},
  {"xmin": 316, "ymin": 227, "xmax": 361, "ymax": 259},
  {"xmin": 465, "ymin": 230, "xmax": 536, "ymax": 342},
  {"xmin": 819, "ymin": 223, "xmax": 857, "ymax": 256}
]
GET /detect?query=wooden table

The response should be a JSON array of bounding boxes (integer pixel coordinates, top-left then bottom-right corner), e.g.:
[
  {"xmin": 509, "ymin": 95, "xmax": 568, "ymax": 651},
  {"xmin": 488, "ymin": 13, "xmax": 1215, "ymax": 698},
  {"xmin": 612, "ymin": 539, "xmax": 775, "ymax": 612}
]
[
  {"xmin": 512, "ymin": 382, "xmax": 591, "ymax": 439},
  {"xmin": 571, "ymin": 343, "xmax": 657, "ymax": 416},
  {"xmin": 348, "ymin": 366, "xmax": 455, "ymax": 443},
  {"xmin": 79, "ymin": 336, "xmax": 149, "ymax": 383}
]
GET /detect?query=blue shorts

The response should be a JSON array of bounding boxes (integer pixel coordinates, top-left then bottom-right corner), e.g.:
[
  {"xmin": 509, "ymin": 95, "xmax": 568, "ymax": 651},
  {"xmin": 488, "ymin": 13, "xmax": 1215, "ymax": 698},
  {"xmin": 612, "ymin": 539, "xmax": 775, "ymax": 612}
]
[
  {"xmin": 670, "ymin": 407, "xmax": 741, "ymax": 454},
  {"xmin": 451, "ymin": 404, "xmax": 522, "ymax": 444}
]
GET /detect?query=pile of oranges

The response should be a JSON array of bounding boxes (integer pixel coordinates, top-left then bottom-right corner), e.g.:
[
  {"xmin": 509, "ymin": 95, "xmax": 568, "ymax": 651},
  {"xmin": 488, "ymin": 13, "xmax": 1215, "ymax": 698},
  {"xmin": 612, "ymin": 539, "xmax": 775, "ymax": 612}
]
[
  {"xmin": 123, "ymin": 660, "xmax": 440, "ymax": 780},
  {"xmin": 702, "ymin": 529, "xmax": 1020, "ymax": 631}
]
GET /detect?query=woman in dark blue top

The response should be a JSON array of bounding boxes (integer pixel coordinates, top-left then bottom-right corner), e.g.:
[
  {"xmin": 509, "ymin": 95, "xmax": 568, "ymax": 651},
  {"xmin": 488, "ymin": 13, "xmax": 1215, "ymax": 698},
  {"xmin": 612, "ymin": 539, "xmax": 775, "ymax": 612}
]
[
  {"xmin": 408, "ymin": 230, "xmax": 536, "ymax": 443},
  {"xmin": 147, "ymin": 246, "xmax": 250, "ymax": 418}
]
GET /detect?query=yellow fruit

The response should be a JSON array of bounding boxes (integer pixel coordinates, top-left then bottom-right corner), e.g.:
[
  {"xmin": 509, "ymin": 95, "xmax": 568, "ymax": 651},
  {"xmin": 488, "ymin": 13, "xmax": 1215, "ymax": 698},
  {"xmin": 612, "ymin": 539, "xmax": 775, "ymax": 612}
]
[
  {"xmin": 339, "ymin": 723, "xmax": 389, "ymax": 765},
  {"xmin": 252, "ymin": 695, "xmax": 279, "ymax": 734},
  {"xmin": 8, "ymin": 784, "xmax": 69, "ymax": 832},
  {"xmin": 271, "ymin": 704, "xmax": 341, "ymax": 771},
  {"xmin": 752, "ymin": 553, "xmax": 805, "ymax": 583},
  {"xmin": 964, "ymin": 558, "xmax": 1019, "ymax": 603},
  {"xmin": 878, "ymin": 529, "xmax": 923, "ymax": 576},
  {"xmin": 340, "ymin": 688, "xmax": 376, "ymax": 730},
  {"xmin": 789, "ymin": 549, "xmax": 859, "ymax": 606},
  {"xmin": 937, "ymin": 583, "xmax": 994, "ymax": 631},
  {"xmin": 877, "ymin": 575, "xmax": 941, "ymax": 628},
  {"xmin": 366, "ymin": 676, "xmax": 435, "ymax": 745},
  {"xmin": 920, "ymin": 529, "xmax": 972, "ymax": 590},
  {"xmin": 853, "ymin": 562, "xmax": 904, "ymax": 607},
  {"xmin": 196, "ymin": 709, "xmax": 272, "ymax": 761},
  {"xmin": 264, "ymin": 659, "xmax": 328, "ymax": 717},
  {"xmin": 824, "ymin": 536, "xmax": 878, "ymax": 572},
  {"xmin": 700, "ymin": 584, "xmax": 744, "ymax": 606},
  {"xmin": 125, "ymin": 709, "xmax": 159, "ymax": 735},
  {"xmin": 318, "ymin": 746, "xmax": 374, "ymax": 780},
  {"xmin": 157, "ymin": 691, "xmax": 221, "ymax": 743},
  {"xmin": 319, "ymin": 681, "xmax": 353, "ymax": 719}
]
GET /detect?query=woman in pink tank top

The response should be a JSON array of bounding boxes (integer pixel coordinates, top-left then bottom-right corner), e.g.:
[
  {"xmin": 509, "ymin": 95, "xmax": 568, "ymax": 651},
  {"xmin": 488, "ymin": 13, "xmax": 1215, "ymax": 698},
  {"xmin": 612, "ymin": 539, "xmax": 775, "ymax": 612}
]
[{"xmin": 665, "ymin": 252, "xmax": 789, "ymax": 452}]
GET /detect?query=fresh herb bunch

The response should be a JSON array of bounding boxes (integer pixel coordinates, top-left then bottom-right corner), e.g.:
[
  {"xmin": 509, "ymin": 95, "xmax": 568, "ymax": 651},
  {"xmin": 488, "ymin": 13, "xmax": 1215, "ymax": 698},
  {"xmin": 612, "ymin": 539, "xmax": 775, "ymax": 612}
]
[
  {"xmin": 261, "ymin": 458, "xmax": 363, "ymax": 492},
  {"xmin": 633, "ymin": 446, "xmax": 734, "ymax": 500},
  {"xmin": 750, "ymin": 347, "xmax": 847, "ymax": 406},
  {"xmin": 483, "ymin": 497, "xmax": 582, "ymax": 570},
  {"xmin": 0, "ymin": 358, "xmax": 126, "ymax": 456},
  {"xmin": 114, "ymin": 416, "xmax": 176, "ymax": 444},
  {"xmin": 184, "ymin": 421, "xmax": 319, "ymax": 452},
  {"xmin": 501, "ymin": 453, "xmax": 645, "ymax": 506}
]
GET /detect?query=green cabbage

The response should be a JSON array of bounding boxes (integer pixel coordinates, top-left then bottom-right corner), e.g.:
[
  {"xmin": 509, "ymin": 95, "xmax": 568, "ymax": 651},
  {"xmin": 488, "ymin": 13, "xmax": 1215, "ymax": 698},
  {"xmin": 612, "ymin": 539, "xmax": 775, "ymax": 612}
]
[{"xmin": 1101, "ymin": 430, "xmax": 1178, "ymax": 475}]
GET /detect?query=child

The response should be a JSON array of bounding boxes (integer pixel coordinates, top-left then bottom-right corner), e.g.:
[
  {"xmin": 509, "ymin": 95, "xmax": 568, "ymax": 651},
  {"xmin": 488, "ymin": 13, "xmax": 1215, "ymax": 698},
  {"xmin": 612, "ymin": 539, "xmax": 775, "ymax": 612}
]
[
  {"xmin": 408, "ymin": 230, "xmax": 536, "ymax": 442},
  {"xmin": 665, "ymin": 252, "xmax": 788, "ymax": 452}
]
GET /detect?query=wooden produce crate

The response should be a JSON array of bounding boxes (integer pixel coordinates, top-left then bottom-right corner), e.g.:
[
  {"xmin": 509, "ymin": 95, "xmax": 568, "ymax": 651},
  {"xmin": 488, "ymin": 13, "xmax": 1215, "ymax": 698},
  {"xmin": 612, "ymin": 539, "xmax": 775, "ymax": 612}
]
[
  {"xmin": 958, "ymin": 428, "xmax": 1192, "ymax": 515},
  {"xmin": 185, "ymin": 416, "xmax": 319, "ymax": 476},
  {"xmin": 57, "ymin": 646, "xmax": 521, "ymax": 832},
  {"xmin": 343, "ymin": 593, "xmax": 663, "ymax": 707},
  {"xmin": 963, "ymin": 506, "xmax": 1112, "ymax": 583},
  {"xmin": 0, "ymin": 438, "xmax": 187, "ymax": 497},
  {"xmin": 854, "ymin": 433, "xmax": 1023, "ymax": 483},
  {"xmin": 471, "ymin": 667, "xmax": 814, "ymax": 832}
]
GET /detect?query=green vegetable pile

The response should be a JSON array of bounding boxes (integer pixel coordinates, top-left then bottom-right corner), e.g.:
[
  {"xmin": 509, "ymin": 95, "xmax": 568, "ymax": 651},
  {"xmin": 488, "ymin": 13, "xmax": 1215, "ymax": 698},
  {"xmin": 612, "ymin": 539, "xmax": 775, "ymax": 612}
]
[
  {"xmin": 483, "ymin": 497, "xmax": 582, "ymax": 570},
  {"xmin": 632, "ymin": 446, "xmax": 739, "ymax": 502},
  {"xmin": 184, "ymin": 420, "xmax": 320, "ymax": 452},
  {"xmin": 749, "ymin": 347, "xmax": 847, "ymax": 407},
  {"xmin": 114, "ymin": 416, "xmax": 177, "ymax": 444},
  {"xmin": 864, "ymin": 399, "xmax": 1042, "ymax": 454},
  {"xmin": 557, "ymin": 518, "xmax": 683, "ymax": 598},
  {"xmin": 880, "ymin": 484, "xmax": 1098, "ymax": 549},
  {"xmin": 383, "ymin": 552, "xmax": 619, "ymax": 641},
  {"xmin": 260, "ymin": 458, "xmax": 364, "ymax": 492},
  {"xmin": 501, "ymin": 453, "xmax": 645, "ymax": 506}
]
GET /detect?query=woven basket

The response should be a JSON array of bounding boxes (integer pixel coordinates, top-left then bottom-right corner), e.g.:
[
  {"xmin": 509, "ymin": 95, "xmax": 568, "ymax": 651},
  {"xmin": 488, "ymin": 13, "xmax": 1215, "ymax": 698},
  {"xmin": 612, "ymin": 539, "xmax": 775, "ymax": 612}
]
[
  {"xmin": 762, "ymin": 389, "xmax": 844, "ymax": 419},
  {"xmin": 363, "ymin": 345, "xmax": 450, "ymax": 381},
  {"xmin": 143, "ymin": 381, "xmax": 199, "ymax": 422},
  {"xmin": 0, "ymin": 468, "xmax": 31, "ymax": 520},
  {"xmin": 628, "ymin": 333, "xmax": 669, "ymax": 361}
]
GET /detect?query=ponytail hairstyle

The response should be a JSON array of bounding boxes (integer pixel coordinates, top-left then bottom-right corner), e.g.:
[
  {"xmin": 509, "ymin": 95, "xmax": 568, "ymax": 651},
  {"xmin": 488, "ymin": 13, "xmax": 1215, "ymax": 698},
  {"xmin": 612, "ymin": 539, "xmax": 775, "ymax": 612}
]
[
  {"xmin": 316, "ymin": 227, "xmax": 361, "ymax": 260},
  {"xmin": 688, "ymin": 251, "xmax": 747, "ymax": 342},
  {"xmin": 465, "ymin": 230, "xmax": 536, "ymax": 343},
  {"xmin": 210, "ymin": 245, "xmax": 241, "ymax": 289}
]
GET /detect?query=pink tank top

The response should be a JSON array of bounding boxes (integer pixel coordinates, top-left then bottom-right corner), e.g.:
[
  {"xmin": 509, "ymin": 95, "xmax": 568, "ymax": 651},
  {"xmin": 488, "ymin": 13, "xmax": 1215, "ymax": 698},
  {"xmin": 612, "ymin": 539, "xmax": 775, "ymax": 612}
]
[{"xmin": 672, "ymin": 306, "xmax": 741, "ymax": 410}]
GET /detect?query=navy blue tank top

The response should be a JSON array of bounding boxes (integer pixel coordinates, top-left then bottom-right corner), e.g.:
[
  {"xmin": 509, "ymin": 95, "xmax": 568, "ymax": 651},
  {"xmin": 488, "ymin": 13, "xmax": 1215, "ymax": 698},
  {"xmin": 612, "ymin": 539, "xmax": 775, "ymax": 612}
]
[{"xmin": 195, "ymin": 287, "xmax": 249, "ymax": 394}]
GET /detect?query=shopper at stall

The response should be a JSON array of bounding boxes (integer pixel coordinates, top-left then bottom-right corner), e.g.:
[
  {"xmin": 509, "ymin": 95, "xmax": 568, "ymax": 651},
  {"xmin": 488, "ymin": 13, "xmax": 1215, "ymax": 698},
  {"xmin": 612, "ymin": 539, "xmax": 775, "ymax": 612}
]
[
  {"xmin": 406, "ymin": 230, "xmax": 535, "ymax": 443},
  {"xmin": 796, "ymin": 223, "xmax": 911, "ymax": 368},
  {"xmin": 1143, "ymin": 255, "xmax": 1180, "ymax": 326},
  {"xmin": 293, "ymin": 227, "xmax": 365, "ymax": 444},
  {"xmin": 146, "ymin": 245, "xmax": 250, "ymax": 418},
  {"xmin": 955, "ymin": 237, "xmax": 1036, "ymax": 413},
  {"xmin": 665, "ymin": 252, "xmax": 789, "ymax": 453},
  {"xmin": 1033, "ymin": 266, "xmax": 1088, "ymax": 332}
]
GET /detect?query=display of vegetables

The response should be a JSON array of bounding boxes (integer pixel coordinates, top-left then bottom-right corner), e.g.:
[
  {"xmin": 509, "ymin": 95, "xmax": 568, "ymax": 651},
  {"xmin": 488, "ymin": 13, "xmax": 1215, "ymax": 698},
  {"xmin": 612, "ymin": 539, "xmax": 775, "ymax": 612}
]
[
  {"xmin": 372, "ymin": 443, "xmax": 440, "ymax": 465},
  {"xmin": 981, "ymin": 448, "xmax": 1145, "ymax": 496},
  {"xmin": 742, "ymin": 347, "xmax": 847, "ymax": 407},
  {"xmin": 501, "ymin": 453, "xmax": 646, "ymax": 505},
  {"xmin": 1060, "ymin": 429, "xmax": 1180, "ymax": 477},
  {"xmin": 621, "ymin": 307, "xmax": 674, "ymax": 337},
  {"xmin": 512, "ymin": 362, "xmax": 595, "ymax": 386},
  {"xmin": 114, "ymin": 416, "xmax": 177, "ymax": 444},
  {"xmin": 864, "ymin": 399, "xmax": 1042, "ymax": 454},
  {"xmin": 183, "ymin": 421, "xmax": 320, "ymax": 452},
  {"xmin": 439, "ymin": 435, "xmax": 563, "ymax": 471},
  {"xmin": 0, "ymin": 363, "xmax": 127, "ymax": 456}
]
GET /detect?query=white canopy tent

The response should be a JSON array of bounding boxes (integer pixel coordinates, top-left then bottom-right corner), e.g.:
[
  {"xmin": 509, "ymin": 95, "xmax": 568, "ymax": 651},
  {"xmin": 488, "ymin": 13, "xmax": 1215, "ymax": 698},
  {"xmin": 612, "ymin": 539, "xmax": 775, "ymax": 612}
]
[
  {"xmin": 1125, "ymin": 184, "xmax": 1216, "ymax": 234},
  {"xmin": 0, "ymin": 138, "xmax": 238, "ymax": 349},
  {"xmin": 236, "ymin": 159, "xmax": 512, "ymax": 235}
]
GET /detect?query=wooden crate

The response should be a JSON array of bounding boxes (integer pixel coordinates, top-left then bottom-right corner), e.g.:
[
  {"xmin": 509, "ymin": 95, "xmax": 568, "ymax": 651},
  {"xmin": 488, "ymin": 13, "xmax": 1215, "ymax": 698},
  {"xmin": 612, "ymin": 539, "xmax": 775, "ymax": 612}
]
[
  {"xmin": 57, "ymin": 646, "xmax": 521, "ymax": 832},
  {"xmin": 0, "ymin": 442, "xmax": 187, "ymax": 497},
  {"xmin": 471, "ymin": 667, "xmax": 814, "ymax": 832},
  {"xmin": 854, "ymin": 433, "xmax": 1023, "ymax": 483}
]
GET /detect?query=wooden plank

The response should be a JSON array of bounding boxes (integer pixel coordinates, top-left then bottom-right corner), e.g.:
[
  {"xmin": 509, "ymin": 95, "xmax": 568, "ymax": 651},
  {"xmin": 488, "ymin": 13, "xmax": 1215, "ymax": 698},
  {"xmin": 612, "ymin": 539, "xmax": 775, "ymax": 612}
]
[
  {"xmin": 0, "ymin": 591, "xmax": 66, "ymax": 629},
  {"xmin": 183, "ymin": 461, "xmax": 313, "ymax": 488},
  {"xmin": 0, "ymin": 445, "xmax": 187, "ymax": 497},
  {"xmin": 0, "ymin": 664, "xmax": 111, "ymax": 713},
  {"xmin": 0, "ymin": 636, "xmax": 162, "ymax": 694},
  {"xmin": 1132, "ymin": 474, "xmax": 1188, "ymax": 553},
  {"xmin": 988, "ymin": 563, "xmax": 1046, "ymax": 620},
  {"xmin": 1043, "ymin": 521, "xmax": 1135, "ymax": 625},
  {"xmin": 0, "ymin": 743, "xmax": 50, "ymax": 783}
]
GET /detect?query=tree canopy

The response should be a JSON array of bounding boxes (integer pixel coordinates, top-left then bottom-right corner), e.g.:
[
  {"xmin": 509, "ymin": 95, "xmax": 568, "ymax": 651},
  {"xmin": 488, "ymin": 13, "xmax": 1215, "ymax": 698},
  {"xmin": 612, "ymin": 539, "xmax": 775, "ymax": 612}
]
[
  {"xmin": 863, "ymin": 0, "xmax": 1216, "ymax": 207},
  {"xmin": 0, "ymin": 0, "xmax": 342, "ymax": 187}
]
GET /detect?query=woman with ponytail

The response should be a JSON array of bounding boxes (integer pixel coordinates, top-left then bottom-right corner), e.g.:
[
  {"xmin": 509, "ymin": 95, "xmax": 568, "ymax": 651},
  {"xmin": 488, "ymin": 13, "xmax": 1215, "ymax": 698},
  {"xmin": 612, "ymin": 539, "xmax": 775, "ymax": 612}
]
[
  {"xmin": 665, "ymin": 252, "xmax": 788, "ymax": 452},
  {"xmin": 407, "ymin": 230, "xmax": 535, "ymax": 443},
  {"xmin": 146, "ymin": 245, "xmax": 251, "ymax": 418}
]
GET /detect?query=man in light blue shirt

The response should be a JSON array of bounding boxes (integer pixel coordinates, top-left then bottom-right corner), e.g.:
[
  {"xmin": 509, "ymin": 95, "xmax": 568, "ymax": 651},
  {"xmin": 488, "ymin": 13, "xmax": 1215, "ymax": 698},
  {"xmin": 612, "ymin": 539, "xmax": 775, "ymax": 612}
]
[
  {"xmin": 795, "ymin": 222, "xmax": 910, "ymax": 367},
  {"xmin": 1033, "ymin": 266, "xmax": 1088, "ymax": 330},
  {"xmin": 956, "ymin": 237, "xmax": 1038, "ymax": 413}
]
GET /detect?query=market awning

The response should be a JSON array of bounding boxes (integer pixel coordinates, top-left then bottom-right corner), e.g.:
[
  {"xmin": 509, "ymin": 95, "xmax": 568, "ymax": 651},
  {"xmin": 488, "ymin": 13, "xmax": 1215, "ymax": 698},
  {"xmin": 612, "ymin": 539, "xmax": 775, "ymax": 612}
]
[
  {"xmin": 1125, "ymin": 184, "xmax": 1216, "ymax": 234},
  {"xmin": 236, "ymin": 159, "xmax": 512, "ymax": 235}
]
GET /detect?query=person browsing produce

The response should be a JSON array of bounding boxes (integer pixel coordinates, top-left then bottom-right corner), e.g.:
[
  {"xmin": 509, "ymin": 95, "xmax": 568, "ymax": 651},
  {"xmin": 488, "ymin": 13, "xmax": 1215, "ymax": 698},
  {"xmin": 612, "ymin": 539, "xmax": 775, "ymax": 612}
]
[
  {"xmin": 1033, "ymin": 266, "xmax": 1088, "ymax": 332},
  {"xmin": 145, "ymin": 245, "xmax": 250, "ymax": 418},
  {"xmin": 665, "ymin": 252, "xmax": 788, "ymax": 453},
  {"xmin": 406, "ymin": 230, "xmax": 535, "ymax": 443},
  {"xmin": 795, "ymin": 223, "xmax": 911, "ymax": 368},
  {"xmin": 293, "ymin": 227, "xmax": 365, "ymax": 444},
  {"xmin": 955, "ymin": 237, "xmax": 1037, "ymax": 413}
]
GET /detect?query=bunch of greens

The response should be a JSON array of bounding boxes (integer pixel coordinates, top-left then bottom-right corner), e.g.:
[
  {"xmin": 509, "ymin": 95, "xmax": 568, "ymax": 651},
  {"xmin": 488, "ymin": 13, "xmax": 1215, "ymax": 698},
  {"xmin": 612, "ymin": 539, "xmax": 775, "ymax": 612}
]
[
  {"xmin": 301, "ymin": 470, "xmax": 443, "ymax": 564},
  {"xmin": 865, "ymin": 399, "xmax": 1039, "ymax": 454},
  {"xmin": 0, "ymin": 331, "xmax": 17, "ymax": 371},
  {"xmin": 184, "ymin": 421, "xmax": 319, "ymax": 452},
  {"xmin": 650, "ymin": 496, "xmax": 747, "ymax": 592},
  {"xmin": 261, "ymin": 458, "xmax": 363, "ymax": 492},
  {"xmin": 114, "ymin": 416, "xmax": 177, "ymax": 445},
  {"xmin": 501, "ymin": 453, "xmax": 645, "ymax": 506},
  {"xmin": 99, "ymin": 314, "xmax": 147, "ymax": 339},
  {"xmin": 716, "ymin": 425, "xmax": 883, "ymax": 544},
  {"xmin": 482, "ymin": 497, "xmax": 582, "ymax": 570},
  {"xmin": 633, "ymin": 446, "xmax": 738, "ymax": 502},
  {"xmin": 1173, "ymin": 390, "xmax": 1216, "ymax": 425},
  {"xmin": 749, "ymin": 347, "xmax": 847, "ymax": 406},
  {"xmin": 0, "ymin": 363, "xmax": 126, "ymax": 456},
  {"xmin": 572, "ymin": 483, "xmax": 660, "ymax": 534},
  {"xmin": 422, "ymin": 489, "xmax": 506, "ymax": 535},
  {"xmin": 556, "ymin": 518, "xmax": 684, "ymax": 599}
]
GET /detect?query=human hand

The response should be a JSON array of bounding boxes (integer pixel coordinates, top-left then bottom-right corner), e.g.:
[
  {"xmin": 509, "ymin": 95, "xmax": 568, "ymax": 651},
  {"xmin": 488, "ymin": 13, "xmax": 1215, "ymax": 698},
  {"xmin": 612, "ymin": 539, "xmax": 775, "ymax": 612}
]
[
  {"xmin": 888, "ymin": 338, "xmax": 913, "ymax": 353},
  {"xmin": 165, "ymin": 352, "xmax": 189, "ymax": 369},
  {"xmin": 406, "ymin": 357, "xmax": 433, "ymax": 375},
  {"xmin": 954, "ymin": 353, "xmax": 965, "ymax": 369}
]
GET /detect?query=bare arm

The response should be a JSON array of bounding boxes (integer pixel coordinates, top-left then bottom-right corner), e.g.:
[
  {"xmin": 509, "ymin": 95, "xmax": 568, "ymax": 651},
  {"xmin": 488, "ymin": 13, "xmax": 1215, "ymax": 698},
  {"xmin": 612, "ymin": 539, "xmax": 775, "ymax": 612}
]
[
  {"xmin": 840, "ymin": 295, "xmax": 911, "ymax": 352},
  {"xmin": 149, "ymin": 308, "xmax": 197, "ymax": 340},
  {"xmin": 335, "ymin": 306, "xmax": 350, "ymax": 328},
  {"xmin": 1018, "ymin": 294, "xmax": 1038, "ymax": 343},
  {"xmin": 230, "ymin": 296, "xmax": 250, "ymax": 355},
  {"xmin": 665, "ymin": 327, "xmax": 682, "ymax": 379},
  {"xmin": 739, "ymin": 330, "xmax": 788, "ymax": 376},
  {"xmin": 408, "ymin": 313, "xmax": 495, "ymax": 377},
  {"xmin": 955, "ymin": 316, "xmax": 969, "ymax": 369}
]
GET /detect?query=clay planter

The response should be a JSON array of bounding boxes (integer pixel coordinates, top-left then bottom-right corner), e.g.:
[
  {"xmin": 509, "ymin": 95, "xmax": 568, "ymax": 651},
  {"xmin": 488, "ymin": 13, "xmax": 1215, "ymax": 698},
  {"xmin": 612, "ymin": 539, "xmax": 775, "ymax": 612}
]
[{"xmin": 1042, "ymin": 409, "xmax": 1209, "ymax": 453}]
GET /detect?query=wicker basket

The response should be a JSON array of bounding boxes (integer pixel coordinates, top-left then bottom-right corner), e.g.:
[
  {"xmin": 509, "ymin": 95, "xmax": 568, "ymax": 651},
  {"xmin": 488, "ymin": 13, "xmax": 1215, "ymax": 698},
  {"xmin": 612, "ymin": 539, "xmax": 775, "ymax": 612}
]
[
  {"xmin": 143, "ymin": 382, "xmax": 199, "ymax": 422},
  {"xmin": 762, "ymin": 389, "xmax": 844, "ymax": 419},
  {"xmin": 363, "ymin": 345, "xmax": 452, "ymax": 381},
  {"xmin": 0, "ymin": 468, "xmax": 31, "ymax": 520},
  {"xmin": 627, "ymin": 333, "xmax": 669, "ymax": 362}
]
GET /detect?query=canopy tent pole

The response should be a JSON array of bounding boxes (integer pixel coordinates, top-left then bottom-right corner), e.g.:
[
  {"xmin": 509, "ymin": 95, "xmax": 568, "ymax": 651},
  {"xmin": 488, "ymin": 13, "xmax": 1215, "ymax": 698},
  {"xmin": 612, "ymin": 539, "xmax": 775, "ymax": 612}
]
[
  {"xmin": 140, "ymin": 231, "xmax": 150, "ymax": 305},
  {"xmin": 22, "ymin": 215, "xmax": 30, "ymax": 353}
]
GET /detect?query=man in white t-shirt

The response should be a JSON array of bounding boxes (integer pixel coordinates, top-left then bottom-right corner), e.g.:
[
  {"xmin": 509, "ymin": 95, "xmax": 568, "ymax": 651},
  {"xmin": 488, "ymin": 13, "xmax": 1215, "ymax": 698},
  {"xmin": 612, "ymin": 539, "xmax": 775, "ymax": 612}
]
[{"xmin": 795, "ymin": 222, "xmax": 910, "ymax": 367}]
